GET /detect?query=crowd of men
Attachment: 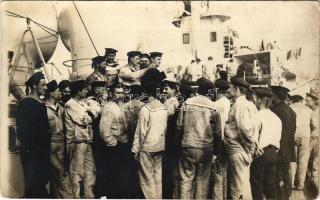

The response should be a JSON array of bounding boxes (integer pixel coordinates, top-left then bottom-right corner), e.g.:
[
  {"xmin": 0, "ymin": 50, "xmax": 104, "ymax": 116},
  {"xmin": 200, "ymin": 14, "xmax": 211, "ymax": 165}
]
[{"xmin": 16, "ymin": 48, "xmax": 319, "ymax": 199}]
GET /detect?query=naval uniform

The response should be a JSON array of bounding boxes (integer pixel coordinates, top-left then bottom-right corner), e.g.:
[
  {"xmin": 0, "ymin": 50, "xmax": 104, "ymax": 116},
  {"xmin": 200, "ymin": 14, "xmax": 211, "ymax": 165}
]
[
  {"xmin": 46, "ymin": 102, "xmax": 74, "ymax": 198},
  {"xmin": 271, "ymin": 101, "xmax": 296, "ymax": 200},
  {"xmin": 118, "ymin": 64, "xmax": 149, "ymax": 86},
  {"xmin": 105, "ymin": 62, "xmax": 122, "ymax": 87},
  {"xmin": 64, "ymin": 98, "xmax": 96, "ymax": 198},
  {"xmin": 16, "ymin": 97, "xmax": 50, "ymax": 198}
]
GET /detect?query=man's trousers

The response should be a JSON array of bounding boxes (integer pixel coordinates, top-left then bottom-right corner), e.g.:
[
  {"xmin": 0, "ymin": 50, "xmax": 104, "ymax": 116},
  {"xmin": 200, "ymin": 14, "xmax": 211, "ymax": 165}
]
[
  {"xmin": 293, "ymin": 137, "xmax": 310, "ymax": 190},
  {"xmin": 138, "ymin": 151, "xmax": 163, "ymax": 199},
  {"xmin": 69, "ymin": 142, "xmax": 96, "ymax": 198},
  {"xmin": 250, "ymin": 146, "xmax": 278, "ymax": 200},
  {"xmin": 178, "ymin": 147, "xmax": 213, "ymax": 199},
  {"xmin": 20, "ymin": 149, "xmax": 50, "ymax": 198},
  {"xmin": 50, "ymin": 142, "xmax": 74, "ymax": 198},
  {"xmin": 227, "ymin": 150, "xmax": 252, "ymax": 200}
]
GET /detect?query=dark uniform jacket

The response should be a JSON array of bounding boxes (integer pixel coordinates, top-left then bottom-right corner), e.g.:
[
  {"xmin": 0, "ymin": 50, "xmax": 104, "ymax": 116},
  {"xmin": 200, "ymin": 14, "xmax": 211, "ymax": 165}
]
[
  {"xmin": 17, "ymin": 97, "xmax": 50, "ymax": 153},
  {"xmin": 16, "ymin": 97, "xmax": 51, "ymax": 194},
  {"xmin": 271, "ymin": 102, "xmax": 297, "ymax": 163}
]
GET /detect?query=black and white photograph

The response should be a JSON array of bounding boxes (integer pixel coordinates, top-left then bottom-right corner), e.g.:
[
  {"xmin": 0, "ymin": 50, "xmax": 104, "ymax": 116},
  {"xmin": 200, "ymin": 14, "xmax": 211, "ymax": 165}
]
[{"xmin": 0, "ymin": 1, "xmax": 319, "ymax": 199}]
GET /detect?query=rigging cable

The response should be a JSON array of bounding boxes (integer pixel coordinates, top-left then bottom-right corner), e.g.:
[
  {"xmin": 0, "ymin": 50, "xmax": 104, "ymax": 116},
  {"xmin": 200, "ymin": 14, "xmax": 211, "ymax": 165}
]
[
  {"xmin": 4, "ymin": 10, "xmax": 59, "ymax": 38},
  {"xmin": 291, "ymin": 71, "xmax": 319, "ymax": 91},
  {"xmin": 72, "ymin": 1, "xmax": 100, "ymax": 56}
]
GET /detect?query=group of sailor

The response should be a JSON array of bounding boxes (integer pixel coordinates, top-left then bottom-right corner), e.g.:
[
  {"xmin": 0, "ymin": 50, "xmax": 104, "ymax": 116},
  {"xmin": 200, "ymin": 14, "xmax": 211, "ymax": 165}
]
[{"xmin": 16, "ymin": 47, "xmax": 319, "ymax": 200}]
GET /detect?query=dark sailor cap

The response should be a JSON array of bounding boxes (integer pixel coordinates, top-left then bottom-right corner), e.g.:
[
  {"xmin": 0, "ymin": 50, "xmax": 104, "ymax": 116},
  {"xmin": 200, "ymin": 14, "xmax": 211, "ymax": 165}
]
[
  {"xmin": 252, "ymin": 87, "xmax": 273, "ymax": 97},
  {"xmin": 71, "ymin": 79, "xmax": 86, "ymax": 93},
  {"xmin": 230, "ymin": 77, "xmax": 250, "ymax": 88},
  {"xmin": 127, "ymin": 51, "xmax": 141, "ymax": 58},
  {"xmin": 58, "ymin": 80, "xmax": 71, "ymax": 91},
  {"xmin": 46, "ymin": 80, "xmax": 58, "ymax": 93},
  {"xmin": 105, "ymin": 48, "xmax": 118, "ymax": 55},
  {"xmin": 215, "ymin": 79, "xmax": 230, "ymax": 91},
  {"xmin": 149, "ymin": 52, "xmax": 163, "ymax": 58},
  {"xmin": 25, "ymin": 71, "xmax": 45, "ymax": 87}
]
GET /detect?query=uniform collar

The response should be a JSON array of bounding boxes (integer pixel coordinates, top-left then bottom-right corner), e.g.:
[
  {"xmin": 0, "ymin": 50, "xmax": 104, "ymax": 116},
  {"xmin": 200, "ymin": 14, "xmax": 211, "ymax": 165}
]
[
  {"xmin": 45, "ymin": 102, "xmax": 59, "ymax": 111},
  {"xmin": 94, "ymin": 70, "xmax": 104, "ymax": 78}
]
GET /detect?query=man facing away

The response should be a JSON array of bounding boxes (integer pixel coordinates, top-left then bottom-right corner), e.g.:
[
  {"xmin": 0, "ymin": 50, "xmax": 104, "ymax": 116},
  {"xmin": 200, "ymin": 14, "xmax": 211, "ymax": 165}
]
[
  {"xmin": 250, "ymin": 87, "xmax": 282, "ymax": 200},
  {"xmin": 224, "ymin": 77, "xmax": 258, "ymax": 200},
  {"xmin": 305, "ymin": 92, "xmax": 319, "ymax": 193},
  {"xmin": 131, "ymin": 71, "xmax": 167, "ymax": 199},
  {"xmin": 16, "ymin": 71, "xmax": 50, "ymax": 198},
  {"xmin": 270, "ymin": 85, "xmax": 297, "ymax": 200},
  {"xmin": 176, "ymin": 77, "xmax": 221, "ymax": 199},
  {"xmin": 211, "ymin": 78, "xmax": 230, "ymax": 200},
  {"xmin": 290, "ymin": 95, "xmax": 313, "ymax": 192}
]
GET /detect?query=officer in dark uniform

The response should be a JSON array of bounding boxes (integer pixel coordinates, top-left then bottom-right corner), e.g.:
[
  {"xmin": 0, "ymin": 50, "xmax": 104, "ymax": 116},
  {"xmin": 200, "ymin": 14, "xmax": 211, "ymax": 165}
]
[
  {"xmin": 271, "ymin": 85, "xmax": 297, "ymax": 200},
  {"xmin": 16, "ymin": 71, "xmax": 50, "ymax": 198}
]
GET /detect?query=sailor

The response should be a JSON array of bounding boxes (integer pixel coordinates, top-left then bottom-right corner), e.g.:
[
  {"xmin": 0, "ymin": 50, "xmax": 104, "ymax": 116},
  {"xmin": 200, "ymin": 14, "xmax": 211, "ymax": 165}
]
[
  {"xmin": 86, "ymin": 81, "xmax": 105, "ymax": 117},
  {"xmin": 185, "ymin": 59, "xmax": 202, "ymax": 82},
  {"xmin": 250, "ymin": 87, "xmax": 282, "ymax": 200},
  {"xmin": 289, "ymin": 95, "xmax": 313, "ymax": 192},
  {"xmin": 119, "ymin": 51, "xmax": 150, "ymax": 87},
  {"xmin": 86, "ymin": 56, "xmax": 107, "ymax": 85},
  {"xmin": 140, "ymin": 53, "xmax": 151, "ymax": 69},
  {"xmin": 99, "ymin": 83, "xmax": 129, "ymax": 198},
  {"xmin": 305, "ymin": 92, "xmax": 319, "ymax": 192},
  {"xmin": 270, "ymin": 85, "xmax": 296, "ymax": 200},
  {"xmin": 176, "ymin": 65, "xmax": 184, "ymax": 83},
  {"xmin": 122, "ymin": 84, "xmax": 145, "ymax": 198},
  {"xmin": 132, "ymin": 79, "xmax": 168, "ymax": 199},
  {"xmin": 211, "ymin": 78, "xmax": 230, "ymax": 200},
  {"xmin": 45, "ymin": 80, "xmax": 74, "ymax": 198},
  {"xmin": 104, "ymin": 48, "xmax": 122, "ymax": 87},
  {"xmin": 85, "ymin": 81, "xmax": 107, "ymax": 198},
  {"xmin": 203, "ymin": 56, "xmax": 216, "ymax": 82},
  {"xmin": 179, "ymin": 81, "xmax": 194, "ymax": 100},
  {"xmin": 149, "ymin": 51, "xmax": 163, "ymax": 68},
  {"xmin": 162, "ymin": 79, "xmax": 180, "ymax": 199},
  {"xmin": 64, "ymin": 80, "xmax": 96, "ymax": 198},
  {"xmin": 224, "ymin": 77, "xmax": 258, "ymax": 200},
  {"xmin": 16, "ymin": 71, "xmax": 50, "ymax": 198},
  {"xmin": 140, "ymin": 67, "xmax": 167, "ymax": 101},
  {"xmin": 176, "ymin": 77, "xmax": 221, "ymax": 199},
  {"xmin": 162, "ymin": 80, "xmax": 179, "ymax": 116},
  {"xmin": 104, "ymin": 48, "xmax": 118, "ymax": 67},
  {"xmin": 58, "ymin": 80, "xmax": 71, "ymax": 106}
]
